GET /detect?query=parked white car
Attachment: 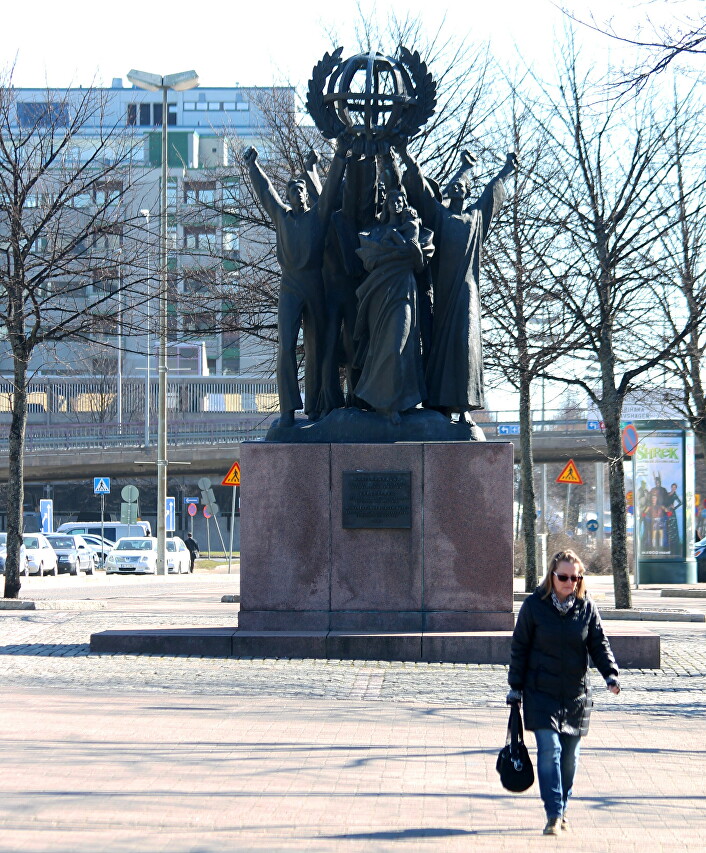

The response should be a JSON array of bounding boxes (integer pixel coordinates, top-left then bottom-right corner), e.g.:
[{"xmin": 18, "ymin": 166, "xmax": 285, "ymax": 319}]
[
  {"xmin": 0, "ymin": 533, "xmax": 29, "ymax": 576},
  {"xmin": 105, "ymin": 537, "xmax": 158, "ymax": 575},
  {"xmin": 22, "ymin": 533, "xmax": 59, "ymax": 576},
  {"xmin": 77, "ymin": 534, "xmax": 114, "ymax": 566},
  {"xmin": 45, "ymin": 534, "xmax": 96, "ymax": 575},
  {"xmin": 166, "ymin": 537, "xmax": 190, "ymax": 574}
]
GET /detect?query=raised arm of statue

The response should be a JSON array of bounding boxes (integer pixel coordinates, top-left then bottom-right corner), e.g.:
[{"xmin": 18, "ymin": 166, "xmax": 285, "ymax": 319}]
[
  {"xmin": 468, "ymin": 152, "xmax": 518, "ymax": 240},
  {"xmin": 303, "ymin": 149, "xmax": 323, "ymax": 203},
  {"xmin": 396, "ymin": 139, "xmax": 438, "ymax": 225},
  {"xmin": 316, "ymin": 136, "xmax": 349, "ymax": 223},
  {"xmin": 243, "ymin": 146, "xmax": 288, "ymax": 224}
]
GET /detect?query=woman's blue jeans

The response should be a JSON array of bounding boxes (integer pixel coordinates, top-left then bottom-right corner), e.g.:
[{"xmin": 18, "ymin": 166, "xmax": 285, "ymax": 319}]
[{"xmin": 534, "ymin": 729, "xmax": 582, "ymax": 819}]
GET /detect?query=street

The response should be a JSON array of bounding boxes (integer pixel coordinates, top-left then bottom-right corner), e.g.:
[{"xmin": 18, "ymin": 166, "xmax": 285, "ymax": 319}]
[{"xmin": 0, "ymin": 574, "xmax": 703, "ymax": 852}]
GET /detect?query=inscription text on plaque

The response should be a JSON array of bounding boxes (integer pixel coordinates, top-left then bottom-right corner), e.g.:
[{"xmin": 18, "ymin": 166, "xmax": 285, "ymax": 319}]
[{"xmin": 342, "ymin": 471, "xmax": 412, "ymax": 529}]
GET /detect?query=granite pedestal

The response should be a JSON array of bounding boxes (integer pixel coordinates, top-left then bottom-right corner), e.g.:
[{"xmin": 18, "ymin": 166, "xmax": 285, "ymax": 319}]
[{"xmin": 237, "ymin": 441, "xmax": 515, "ymax": 636}]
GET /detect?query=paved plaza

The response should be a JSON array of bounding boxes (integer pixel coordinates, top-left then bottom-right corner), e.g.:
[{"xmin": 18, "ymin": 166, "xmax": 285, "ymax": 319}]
[{"xmin": 0, "ymin": 573, "xmax": 704, "ymax": 852}]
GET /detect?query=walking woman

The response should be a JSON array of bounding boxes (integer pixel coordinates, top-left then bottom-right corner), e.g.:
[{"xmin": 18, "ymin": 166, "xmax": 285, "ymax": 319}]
[{"xmin": 507, "ymin": 549, "xmax": 621, "ymax": 835}]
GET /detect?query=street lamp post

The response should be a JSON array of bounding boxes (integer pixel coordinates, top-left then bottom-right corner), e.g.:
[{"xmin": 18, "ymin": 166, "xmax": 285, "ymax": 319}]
[
  {"xmin": 140, "ymin": 209, "xmax": 151, "ymax": 449},
  {"xmin": 127, "ymin": 69, "xmax": 199, "ymax": 576},
  {"xmin": 117, "ymin": 246, "xmax": 123, "ymax": 433}
]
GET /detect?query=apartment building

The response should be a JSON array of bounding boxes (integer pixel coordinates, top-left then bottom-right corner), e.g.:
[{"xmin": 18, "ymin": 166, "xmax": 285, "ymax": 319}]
[{"xmin": 0, "ymin": 77, "xmax": 290, "ymax": 385}]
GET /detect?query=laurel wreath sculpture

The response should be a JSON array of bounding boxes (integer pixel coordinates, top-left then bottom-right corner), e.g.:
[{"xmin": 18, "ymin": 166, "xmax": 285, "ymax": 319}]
[{"xmin": 306, "ymin": 46, "xmax": 437, "ymax": 155}]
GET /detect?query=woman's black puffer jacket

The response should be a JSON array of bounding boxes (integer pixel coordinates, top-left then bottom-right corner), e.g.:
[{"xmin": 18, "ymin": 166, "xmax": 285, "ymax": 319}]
[{"xmin": 508, "ymin": 589, "xmax": 619, "ymax": 737}]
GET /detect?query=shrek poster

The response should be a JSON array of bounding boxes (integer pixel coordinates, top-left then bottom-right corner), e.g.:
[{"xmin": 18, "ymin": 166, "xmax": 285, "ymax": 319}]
[{"xmin": 634, "ymin": 430, "xmax": 684, "ymax": 558}]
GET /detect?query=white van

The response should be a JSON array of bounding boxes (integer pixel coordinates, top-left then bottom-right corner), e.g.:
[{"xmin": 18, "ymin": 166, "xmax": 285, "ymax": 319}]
[{"xmin": 56, "ymin": 521, "xmax": 151, "ymax": 543}]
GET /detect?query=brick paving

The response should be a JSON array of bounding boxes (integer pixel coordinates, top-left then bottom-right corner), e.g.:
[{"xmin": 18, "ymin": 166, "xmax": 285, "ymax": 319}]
[{"xmin": 0, "ymin": 575, "xmax": 703, "ymax": 851}]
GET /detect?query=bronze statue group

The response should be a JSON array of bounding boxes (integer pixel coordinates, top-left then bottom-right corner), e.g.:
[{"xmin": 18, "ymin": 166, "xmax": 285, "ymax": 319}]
[{"xmin": 245, "ymin": 137, "xmax": 517, "ymax": 430}]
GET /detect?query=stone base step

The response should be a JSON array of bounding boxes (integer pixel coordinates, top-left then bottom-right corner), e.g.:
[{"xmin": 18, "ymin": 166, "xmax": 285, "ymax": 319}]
[
  {"xmin": 661, "ymin": 588, "xmax": 706, "ymax": 598},
  {"xmin": 90, "ymin": 627, "xmax": 660, "ymax": 668}
]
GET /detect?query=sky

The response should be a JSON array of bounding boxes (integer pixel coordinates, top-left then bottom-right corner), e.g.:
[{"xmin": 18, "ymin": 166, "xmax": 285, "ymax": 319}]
[
  {"xmin": 3, "ymin": 0, "xmax": 700, "ymax": 413},
  {"xmin": 2, "ymin": 0, "xmax": 689, "ymax": 91}
]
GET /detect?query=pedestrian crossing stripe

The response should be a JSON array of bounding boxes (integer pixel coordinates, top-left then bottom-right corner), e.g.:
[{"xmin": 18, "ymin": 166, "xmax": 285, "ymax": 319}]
[
  {"xmin": 93, "ymin": 477, "xmax": 111, "ymax": 494},
  {"xmin": 556, "ymin": 459, "xmax": 583, "ymax": 485}
]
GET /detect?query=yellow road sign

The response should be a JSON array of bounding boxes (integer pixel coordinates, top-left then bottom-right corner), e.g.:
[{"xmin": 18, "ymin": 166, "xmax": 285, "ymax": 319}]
[
  {"xmin": 556, "ymin": 459, "xmax": 583, "ymax": 485},
  {"xmin": 221, "ymin": 461, "xmax": 241, "ymax": 487}
]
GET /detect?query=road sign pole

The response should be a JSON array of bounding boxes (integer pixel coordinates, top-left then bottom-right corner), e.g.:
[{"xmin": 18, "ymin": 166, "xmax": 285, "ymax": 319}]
[
  {"xmin": 228, "ymin": 487, "xmax": 236, "ymax": 575},
  {"xmin": 206, "ymin": 517, "xmax": 211, "ymax": 559},
  {"xmin": 100, "ymin": 494, "xmax": 105, "ymax": 549},
  {"xmin": 211, "ymin": 513, "xmax": 228, "ymax": 557}
]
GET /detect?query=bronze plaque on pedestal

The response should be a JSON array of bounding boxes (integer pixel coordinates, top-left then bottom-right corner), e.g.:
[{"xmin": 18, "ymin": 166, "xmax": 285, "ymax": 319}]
[{"xmin": 342, "ymin": 471, "xmax": 412, "ymax": 529}]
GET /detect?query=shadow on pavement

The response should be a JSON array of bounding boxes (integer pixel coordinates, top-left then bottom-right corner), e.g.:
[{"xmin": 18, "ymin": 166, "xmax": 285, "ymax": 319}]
[{"xmin": 0, "ymin": 644, "xmax": 89, "ymax": 656}]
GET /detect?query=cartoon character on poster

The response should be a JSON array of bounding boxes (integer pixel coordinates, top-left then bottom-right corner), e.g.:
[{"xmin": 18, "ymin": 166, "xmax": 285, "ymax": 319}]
[{"xmin": 635, "ymin": 432, "xmax": 684, "ymax": 558}]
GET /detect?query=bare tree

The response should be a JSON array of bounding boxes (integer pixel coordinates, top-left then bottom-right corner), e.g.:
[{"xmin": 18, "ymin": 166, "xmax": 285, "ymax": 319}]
[
  {"xmin": 483, "ymin": 89, "xmax": 586, "ymax": 590},
  {"xmin": 562, "ymin": 3, "xmax": 706, "ymax": 94},
  {"xmin": 526, "ymin": 39, "xmax": 702, "ymax": 607},
  {"xmin": 0, "ymin": 76, "xmax": 148, "ymax": 597},
  {"xmin": 653, "ymin": 87, "xmax": 706, "ymax": 458}
]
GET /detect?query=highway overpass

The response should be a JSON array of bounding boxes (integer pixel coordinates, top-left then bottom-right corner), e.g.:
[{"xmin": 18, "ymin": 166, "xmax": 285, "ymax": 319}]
[{"xmin": 1, "ymin": 416, "xmax": 627, "ymax": 483}]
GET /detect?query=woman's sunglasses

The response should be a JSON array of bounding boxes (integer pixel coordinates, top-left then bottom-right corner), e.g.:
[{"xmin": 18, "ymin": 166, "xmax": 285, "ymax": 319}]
[{"xmin": 553, "ymin": 571, "xmax": 583, "ymax": 583}]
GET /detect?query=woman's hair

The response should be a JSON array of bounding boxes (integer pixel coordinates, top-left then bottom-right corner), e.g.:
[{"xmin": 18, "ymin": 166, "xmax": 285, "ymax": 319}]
[{"xmin": 539, "ymin": 549, "xmax": 587, "ymax": 600}]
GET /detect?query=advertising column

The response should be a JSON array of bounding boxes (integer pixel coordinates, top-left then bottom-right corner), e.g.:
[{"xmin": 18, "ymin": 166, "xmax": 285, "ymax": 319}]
[{"xmin": 633, "ymin": 421, "xmax": 696, "ymax": 583}]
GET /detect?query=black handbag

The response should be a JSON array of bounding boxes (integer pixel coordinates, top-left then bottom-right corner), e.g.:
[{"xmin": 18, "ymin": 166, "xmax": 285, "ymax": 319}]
[{"xmin": 496, "ymin": 702, "xmax": 535, "ymax": 792}]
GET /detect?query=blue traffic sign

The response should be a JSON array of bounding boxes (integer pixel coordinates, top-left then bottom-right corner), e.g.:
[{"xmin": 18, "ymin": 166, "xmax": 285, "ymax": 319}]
[
  {"xmin": 184, "ymin": 497, "xmax": 199, "ymax": 504},
  {"xmin": 165, "ymin": 497, "xmax": 176, "ymax": 533},
  {"xmin": 93, "ymin": 477, "xmax": 111, "ymax": 495},
  {"xmin": 497, "ymin": 424, "xmax": 520, "ymax": 435},
  {"xmin": 586, "ymin": 519, "xmax": 599, "ymax": 532},
  {"xmin": 39, "ymin": 499, "xmax": 54, "ymax": 534}
]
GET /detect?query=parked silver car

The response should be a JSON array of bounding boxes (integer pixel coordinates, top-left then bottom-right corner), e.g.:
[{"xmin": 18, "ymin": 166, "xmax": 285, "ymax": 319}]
[{"xmin": 45, "ymin": 534, "xmax": 96, "ymax": 575}]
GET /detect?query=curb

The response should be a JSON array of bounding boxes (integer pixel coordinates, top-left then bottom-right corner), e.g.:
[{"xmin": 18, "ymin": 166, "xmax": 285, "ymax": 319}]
[
  {"xmin": 661, "ymin": 589, "xmax": 706, "ymax": 599},
  {"xmin": 0, "ymin": 600, "xmax": 107, "ymax": 611},
  {"xmin": 600, "ymin": 609, "xmax": 704, "ymax": 623}
]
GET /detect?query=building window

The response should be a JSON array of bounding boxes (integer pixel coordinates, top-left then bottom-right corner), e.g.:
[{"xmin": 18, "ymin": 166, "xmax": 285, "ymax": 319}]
[
  {"xmin": 183, "ymin": 274, "xmax": 209, "ymax": 294},
  {"xmin": 223, "ymin": 102, "xmax": 236, "ymax": 111},
  {"xmin": 92, "ymin": 269, "xmax": 120, "ymax": 293},
  {"xmin": 183, "ymin": 312, "xmax": 213, "ymax": 332},
  {"xmin": 17, "ymin": 102, "xmax": 69, "ymax": 127},
  {"xmin": 223, "ymin": 228, "xmax": 239, "ymax": 255},
  {"xmin": 184, "ymin": 181, "xmax": 216, "ymax": 205},
  {"xmin": 183, "ymin": 102, "xmax": 196, "ymax": 111},
  {"xmin": 89, "ymin": 315, "xmax": 118, "ymax": 335},
  {"xmin": 183, "ymin": 227, "xmax": 216, "ymax": 251},
  {"xmin": 72, "ymin": 191, "xmax": 92, "ymax": 208},
  {"xmin": 208, "ymin": 102, "xmax": 220, "ymax": 111},
  {"xmin": 139, "ymin": 103, "xmax": 151, "ymax": 126},
  {"xmin": 127, "ymin": 104, "xmax": 137, "ymax": 126},
  {"xmin": 30, "ymin": 236, "xmax": 48, "ymax": 255},
  {"xmin": 94, "ymin": 181, "xmax": 122, "ymax": 207},
  {"xmin": 236, "ymin": 102, "xmax": 249, "ymax": 111}
]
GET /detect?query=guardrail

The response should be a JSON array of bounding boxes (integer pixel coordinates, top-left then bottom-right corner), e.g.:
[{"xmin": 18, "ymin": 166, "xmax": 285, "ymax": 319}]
[
  {"xmin": 10, "ymin": 414, "xmax": 600, "ymax": 453},
  {"xmin": 18, "ymin": 416, "xmax": 275, "ymax": 452}
]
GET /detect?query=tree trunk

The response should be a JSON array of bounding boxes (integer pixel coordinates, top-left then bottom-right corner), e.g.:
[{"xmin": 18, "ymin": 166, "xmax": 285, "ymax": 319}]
[
  {"xmin": 518, "ymin": 377, "xmax": 538, "ymax": 591},
  {"xmin": 602, "ymin": 411, "xmax": 632, "ymax": 608},
  {"xmin": 4, "ymin": 354, "xmax": 27, "ymax": 599}
]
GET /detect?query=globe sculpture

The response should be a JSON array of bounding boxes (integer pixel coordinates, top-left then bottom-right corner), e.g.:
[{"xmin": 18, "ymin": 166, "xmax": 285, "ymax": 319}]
[{"xmin": 307, "ymin": 47, "xmax": 437, "ymax": 156}]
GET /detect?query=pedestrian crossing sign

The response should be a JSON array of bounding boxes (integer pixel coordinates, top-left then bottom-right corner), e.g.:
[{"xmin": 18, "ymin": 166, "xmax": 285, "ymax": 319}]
[
  {"xmin": 221, "ymin": 461, "xmax": 241, "ymax": 487},
  {"xmin": 556, "ymin": 460, "xmax": 583, "ymax": 485},
  {"xmin": 93, "ymin": 477, "xmax": 111, "ymax": 494}
]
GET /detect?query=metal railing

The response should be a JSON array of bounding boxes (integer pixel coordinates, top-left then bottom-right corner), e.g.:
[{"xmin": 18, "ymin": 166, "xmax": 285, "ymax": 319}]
[{"xmin": 9, "ymin": 413, "xmax": 603, "ymax": 454}]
